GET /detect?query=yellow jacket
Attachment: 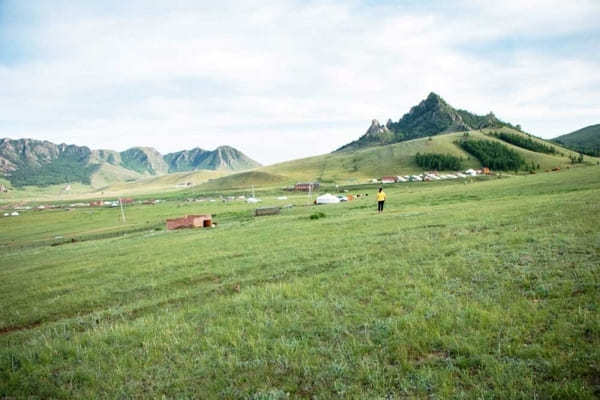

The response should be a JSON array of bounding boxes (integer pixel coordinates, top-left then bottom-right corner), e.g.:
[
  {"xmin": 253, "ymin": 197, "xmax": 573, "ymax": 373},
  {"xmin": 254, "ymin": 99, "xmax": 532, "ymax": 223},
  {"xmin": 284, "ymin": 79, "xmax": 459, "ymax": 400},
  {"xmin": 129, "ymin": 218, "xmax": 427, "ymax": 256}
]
[{"xmin": 376, "ymin": 191, "xmax": 386, "ymax": 201}]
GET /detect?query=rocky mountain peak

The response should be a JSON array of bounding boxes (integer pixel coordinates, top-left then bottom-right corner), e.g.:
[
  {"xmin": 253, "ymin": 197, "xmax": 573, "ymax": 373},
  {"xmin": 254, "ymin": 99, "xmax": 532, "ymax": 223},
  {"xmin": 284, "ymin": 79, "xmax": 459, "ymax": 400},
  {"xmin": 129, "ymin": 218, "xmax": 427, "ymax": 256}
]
[
  {"xmin": 336, "ymin": 93, "xmax": 515, "ymax": 152},
  {"xmin": 365, "ymin": 119, "xmax": 391, "ymax": 137}
]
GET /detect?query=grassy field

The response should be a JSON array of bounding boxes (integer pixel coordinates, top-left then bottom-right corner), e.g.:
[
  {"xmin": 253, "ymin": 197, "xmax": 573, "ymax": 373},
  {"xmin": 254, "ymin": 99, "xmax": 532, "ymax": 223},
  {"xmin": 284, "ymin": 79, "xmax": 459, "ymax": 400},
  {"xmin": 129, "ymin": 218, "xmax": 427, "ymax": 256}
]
[
  {"xmin": 0, "ymin": 169, "xmax": 229, "ymax": 204},
  {"xmin": 1, "ymin": 166, "xmax": 599, "ymax": 398}
]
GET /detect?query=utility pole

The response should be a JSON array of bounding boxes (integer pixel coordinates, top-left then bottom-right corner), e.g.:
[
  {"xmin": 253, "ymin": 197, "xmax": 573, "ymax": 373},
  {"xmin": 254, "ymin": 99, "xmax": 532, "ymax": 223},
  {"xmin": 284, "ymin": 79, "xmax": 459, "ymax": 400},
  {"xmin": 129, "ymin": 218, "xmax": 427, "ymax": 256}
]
[{"xmin": 119, "ymin": 198, "xmax": 126, "ymax": 223}]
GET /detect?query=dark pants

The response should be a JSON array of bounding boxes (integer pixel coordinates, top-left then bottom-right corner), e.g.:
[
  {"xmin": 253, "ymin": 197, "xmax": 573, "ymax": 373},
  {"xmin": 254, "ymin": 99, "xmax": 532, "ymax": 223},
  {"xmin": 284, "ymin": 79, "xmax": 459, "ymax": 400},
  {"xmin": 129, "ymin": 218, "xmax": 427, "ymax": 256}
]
[{"xmin": 378, "ymin": 201, "xmax": 384, "ymax": 212}]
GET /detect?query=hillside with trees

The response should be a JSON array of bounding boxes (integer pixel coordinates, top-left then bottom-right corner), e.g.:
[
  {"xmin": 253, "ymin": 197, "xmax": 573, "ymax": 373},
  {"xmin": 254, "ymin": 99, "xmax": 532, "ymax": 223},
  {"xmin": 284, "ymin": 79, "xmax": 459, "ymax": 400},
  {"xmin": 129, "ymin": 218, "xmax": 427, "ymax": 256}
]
[
  {"xmin": 458, "ymin": 139, "xmax": 525, "ymax": 171},
  {"xmin": 415, "ymin": 152, "xmax": 463, "ymax": 170},
  {"xmin": 491, "ymin": 131, "xmax": 557, "ymax": 154},
  {"xmin": 552, "ymin": 124, "xmax": 600, "ymax": 156}
]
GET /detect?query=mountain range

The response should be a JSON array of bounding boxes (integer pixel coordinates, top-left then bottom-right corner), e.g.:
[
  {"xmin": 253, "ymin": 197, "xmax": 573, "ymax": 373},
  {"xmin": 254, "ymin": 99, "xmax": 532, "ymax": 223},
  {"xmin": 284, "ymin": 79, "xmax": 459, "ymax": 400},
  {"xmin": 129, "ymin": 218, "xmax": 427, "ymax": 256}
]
[
  {"xmin": 2, "ymin": 92, "xmax": 597, "ymax": 191},
  {"xmin": 0, "ymin": 139, "xmax": 260, "ymax": 187},
  {"xmin": 337, "ymin": 92, "xmax": 518, "ymax": 152}
]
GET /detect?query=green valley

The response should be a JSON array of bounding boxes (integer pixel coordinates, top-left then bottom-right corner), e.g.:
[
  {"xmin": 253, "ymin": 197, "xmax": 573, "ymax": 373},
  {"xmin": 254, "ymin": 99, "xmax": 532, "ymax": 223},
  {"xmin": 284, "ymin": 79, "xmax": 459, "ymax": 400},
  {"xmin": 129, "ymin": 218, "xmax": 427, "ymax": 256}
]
[{"xmin": 1, "ymin": 166, "xmax": 599, "ymax": 398}]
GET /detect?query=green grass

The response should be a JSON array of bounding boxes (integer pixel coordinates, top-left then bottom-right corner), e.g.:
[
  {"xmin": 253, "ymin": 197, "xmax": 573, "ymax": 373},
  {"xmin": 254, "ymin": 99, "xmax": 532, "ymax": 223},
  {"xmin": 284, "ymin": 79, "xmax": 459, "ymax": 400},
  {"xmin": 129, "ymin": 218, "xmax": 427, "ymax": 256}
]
[
  {"xmin": 0, "ymin": 169, "xmax": 229, "ymax": 204},
  {"xmin": 0, "ymin": 167, "xmax": 599, "ymax": 398}
]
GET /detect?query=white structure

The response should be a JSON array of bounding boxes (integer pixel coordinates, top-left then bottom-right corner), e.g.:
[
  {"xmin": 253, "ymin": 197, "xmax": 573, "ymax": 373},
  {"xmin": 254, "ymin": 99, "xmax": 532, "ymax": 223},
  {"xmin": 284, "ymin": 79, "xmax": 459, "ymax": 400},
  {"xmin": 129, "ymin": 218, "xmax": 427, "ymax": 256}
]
[
  {"xmin": 246, "ymin": 197, "xmax": 261, "ymax": 204},
  {"xmin": 465, "ymin": 169, "xmax": 478, "ymax": 176},
  {"xmin": 316, "ymin": 193, "xmax": 341, "ymax": 204},
  {"xmin": 277, "ymin": 196, "xmax": 288, "ymax": 200}
]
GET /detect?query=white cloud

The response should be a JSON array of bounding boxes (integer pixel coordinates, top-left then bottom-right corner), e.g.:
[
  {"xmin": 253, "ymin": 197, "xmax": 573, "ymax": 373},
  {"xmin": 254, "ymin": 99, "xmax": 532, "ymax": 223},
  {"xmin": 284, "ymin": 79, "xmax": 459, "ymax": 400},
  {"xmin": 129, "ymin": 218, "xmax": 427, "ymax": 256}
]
[{"xmin": 0, "ymin": 0, "xmax": 599, "ymax": 164}]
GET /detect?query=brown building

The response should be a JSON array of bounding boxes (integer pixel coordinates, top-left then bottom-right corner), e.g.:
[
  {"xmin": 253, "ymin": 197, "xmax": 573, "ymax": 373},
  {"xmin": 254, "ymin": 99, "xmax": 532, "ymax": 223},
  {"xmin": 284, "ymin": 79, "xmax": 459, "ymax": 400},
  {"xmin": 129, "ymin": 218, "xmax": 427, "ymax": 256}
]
[
  {"xmin": 294, "ymin": 182, "xmax": 320, "ymax": 192},
  {"xmin": 166, "ymin": 214, "xmax": 212, "ymax": 230}
]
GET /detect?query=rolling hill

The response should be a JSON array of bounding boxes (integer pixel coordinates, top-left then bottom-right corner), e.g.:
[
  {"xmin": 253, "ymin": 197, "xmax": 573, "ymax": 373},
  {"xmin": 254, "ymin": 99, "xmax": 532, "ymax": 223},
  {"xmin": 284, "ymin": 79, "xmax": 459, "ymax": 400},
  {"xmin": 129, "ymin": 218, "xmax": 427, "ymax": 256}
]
[
  {"xmin": 337, "ymin": 92, "xmax": 517, "ymax": 152},
  {"xmin": 201, "ymin": 127, "xmax": 597, "ymax": 189},
  {"xmin": 552, "ymin": 124, "xmax": 600, "ymax": 156}
]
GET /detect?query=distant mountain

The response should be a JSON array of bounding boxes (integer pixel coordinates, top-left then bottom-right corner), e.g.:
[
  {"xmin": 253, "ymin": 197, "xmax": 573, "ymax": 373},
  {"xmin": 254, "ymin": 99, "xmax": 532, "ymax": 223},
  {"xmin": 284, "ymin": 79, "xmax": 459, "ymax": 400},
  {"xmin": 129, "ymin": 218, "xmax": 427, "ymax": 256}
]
[
  {"xmin": 121, "ymin": 147, "xmax": 169, "ymax": 175},
  {"xmin": 0, "ymin": 138, "xmax": 100, "ymax": 187},
  {"xmin": 164, "ymin": 146, "xmax": 261, "ymax": 173},
  {"xmin": 0, "ymin": 138, "xmax": 259, "ymax": 188},
  {"xmin": 337, "ymin": 92, "xmax": 516, "ymax": 152},
  {"xmin": 552, "ymin": 124, "xmax": 600, "ymax": 156}
]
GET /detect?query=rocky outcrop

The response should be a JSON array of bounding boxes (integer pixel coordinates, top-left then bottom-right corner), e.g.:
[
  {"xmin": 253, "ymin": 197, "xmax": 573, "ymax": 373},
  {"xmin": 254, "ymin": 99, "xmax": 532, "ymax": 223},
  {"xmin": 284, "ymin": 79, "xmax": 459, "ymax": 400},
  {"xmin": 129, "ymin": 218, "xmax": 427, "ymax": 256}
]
[
  {"xmin": 365, "ymin": 119, "xmax": 391, "ymax": 137},
  {"xmin": 336, "ymin": 92, "xmax": 512, "ymax": 152}
]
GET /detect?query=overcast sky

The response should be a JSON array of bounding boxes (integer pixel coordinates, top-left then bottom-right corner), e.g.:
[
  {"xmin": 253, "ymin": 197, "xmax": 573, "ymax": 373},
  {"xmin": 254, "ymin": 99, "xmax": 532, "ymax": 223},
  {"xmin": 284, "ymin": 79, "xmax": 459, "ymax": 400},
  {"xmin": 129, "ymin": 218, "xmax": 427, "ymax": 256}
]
[{"xmin": 1, "ymin": 1, "xmax": 599, "ymax": 165}]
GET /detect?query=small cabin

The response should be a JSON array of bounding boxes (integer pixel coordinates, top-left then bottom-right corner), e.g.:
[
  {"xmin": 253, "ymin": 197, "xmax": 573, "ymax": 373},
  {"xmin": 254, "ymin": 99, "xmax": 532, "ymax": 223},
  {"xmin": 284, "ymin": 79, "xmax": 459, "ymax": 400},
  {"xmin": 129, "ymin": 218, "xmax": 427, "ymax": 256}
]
[
  {"xmin": 166, "ymin": 214, "xmax": 212, "ymax": 230},
  {"xmin": 294, "ymin": 182, "xmax": 320, "ymax": 192}
]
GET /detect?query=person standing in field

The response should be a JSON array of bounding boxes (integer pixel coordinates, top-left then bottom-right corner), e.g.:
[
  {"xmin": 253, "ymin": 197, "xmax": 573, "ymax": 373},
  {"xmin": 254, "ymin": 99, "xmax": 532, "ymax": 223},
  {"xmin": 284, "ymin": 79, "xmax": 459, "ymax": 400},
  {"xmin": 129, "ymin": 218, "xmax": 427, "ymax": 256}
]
[{"xmin": 376, "ymin": 187, "xmax": 386, "ymax": 213}]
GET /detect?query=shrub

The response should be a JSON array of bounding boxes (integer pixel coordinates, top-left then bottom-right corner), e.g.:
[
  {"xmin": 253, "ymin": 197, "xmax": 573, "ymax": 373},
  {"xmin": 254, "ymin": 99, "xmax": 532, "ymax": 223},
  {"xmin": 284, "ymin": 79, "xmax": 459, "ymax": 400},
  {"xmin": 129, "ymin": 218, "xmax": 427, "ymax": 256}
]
[{"xmin": 309, "ymin": 212, "xmax": 326, "ymax": 220}]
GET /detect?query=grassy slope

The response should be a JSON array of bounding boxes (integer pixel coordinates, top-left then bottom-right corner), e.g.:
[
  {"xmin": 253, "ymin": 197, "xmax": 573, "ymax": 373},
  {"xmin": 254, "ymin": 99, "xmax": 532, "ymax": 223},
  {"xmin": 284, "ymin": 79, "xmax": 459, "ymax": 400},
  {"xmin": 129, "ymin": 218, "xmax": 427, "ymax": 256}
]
[
  {"xmin": 1, "ymin": 167, "xmax": 599, "ymax": 398},
  {"xmin": 255, "ymin": 127, "xmax": 597, "ymax": 184},
  {"xmin": 97, "ymin": 169, "xmax": 228, "ymax": 196},
  {"xmin": 197, "ymin": 171, "xmax": 289, "ymax": 190},
  {"xmin": 89, "ymin": 162, "xmax": 143, "ymax": 188},
  {"xmin": 0, "ymin": 170, "xmax": 229, "ymax": 204},
  {"xmin": 553, "ymin": 124, "xmax": 600, "ymax": 151}
]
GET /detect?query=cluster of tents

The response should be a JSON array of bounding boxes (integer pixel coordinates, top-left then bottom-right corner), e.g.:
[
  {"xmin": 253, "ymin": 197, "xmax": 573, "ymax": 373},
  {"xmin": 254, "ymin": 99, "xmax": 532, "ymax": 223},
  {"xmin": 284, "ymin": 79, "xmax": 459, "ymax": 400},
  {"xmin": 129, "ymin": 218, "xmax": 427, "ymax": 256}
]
[{"xmin": 378, "ymin": 169, "xmax": 485, "ymax": 183}]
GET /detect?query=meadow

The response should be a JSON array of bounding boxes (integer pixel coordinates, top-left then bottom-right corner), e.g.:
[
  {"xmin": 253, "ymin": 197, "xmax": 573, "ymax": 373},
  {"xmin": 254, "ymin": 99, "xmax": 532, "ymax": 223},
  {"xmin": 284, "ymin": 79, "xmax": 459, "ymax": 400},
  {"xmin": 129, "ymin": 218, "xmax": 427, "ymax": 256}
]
[{"xmin": 0, "ymin": 166, "xmax": 599, "ymax": 398}]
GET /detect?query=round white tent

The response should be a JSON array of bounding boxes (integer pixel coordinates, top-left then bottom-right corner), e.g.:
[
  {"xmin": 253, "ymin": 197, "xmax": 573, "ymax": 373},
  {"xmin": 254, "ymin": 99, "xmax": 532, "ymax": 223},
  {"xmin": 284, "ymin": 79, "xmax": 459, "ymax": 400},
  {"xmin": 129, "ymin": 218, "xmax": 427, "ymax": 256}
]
[{"xmin": 316, "ymin": 193, "xmax": 340, "ymax": 204}]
